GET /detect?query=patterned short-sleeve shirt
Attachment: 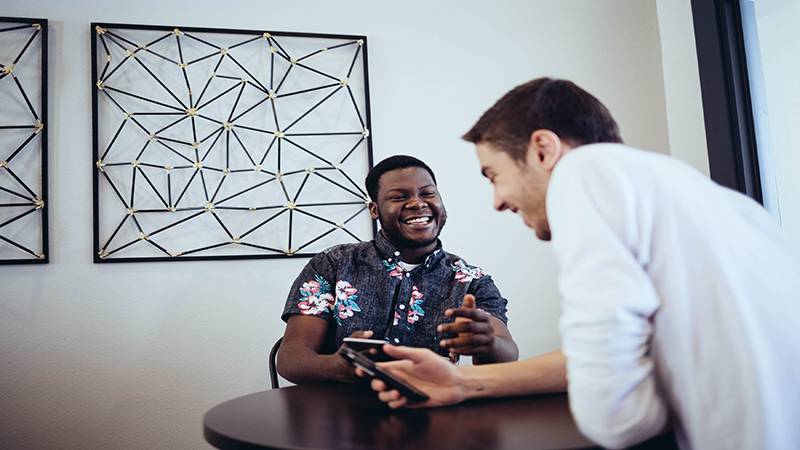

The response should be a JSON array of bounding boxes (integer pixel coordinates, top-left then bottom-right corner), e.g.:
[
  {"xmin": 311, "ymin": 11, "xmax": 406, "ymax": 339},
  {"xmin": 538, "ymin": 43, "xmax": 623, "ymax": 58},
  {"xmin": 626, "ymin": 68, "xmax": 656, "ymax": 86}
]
[{"xmin": 281, "ymin": 232, "xmax": 509, "ymax": 359}]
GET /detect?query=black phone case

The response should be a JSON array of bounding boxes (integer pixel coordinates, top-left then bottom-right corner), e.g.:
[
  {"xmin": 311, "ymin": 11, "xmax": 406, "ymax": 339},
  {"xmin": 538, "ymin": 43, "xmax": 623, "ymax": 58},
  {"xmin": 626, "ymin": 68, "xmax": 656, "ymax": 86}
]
[
  {"xmin": 343, "ymin": 339, "xmax": 394, "ymax": 362},
  {"xmin": 339, "ymin": 347, "xmax": 429, "ymax": 401}
]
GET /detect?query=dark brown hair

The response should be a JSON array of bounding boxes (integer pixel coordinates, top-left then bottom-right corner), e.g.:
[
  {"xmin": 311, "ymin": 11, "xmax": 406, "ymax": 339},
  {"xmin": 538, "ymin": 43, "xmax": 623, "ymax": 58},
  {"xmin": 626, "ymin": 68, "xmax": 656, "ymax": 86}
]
[{"xmin": 462, "ymin": 78, "xmax": 622, "ymax": 161}]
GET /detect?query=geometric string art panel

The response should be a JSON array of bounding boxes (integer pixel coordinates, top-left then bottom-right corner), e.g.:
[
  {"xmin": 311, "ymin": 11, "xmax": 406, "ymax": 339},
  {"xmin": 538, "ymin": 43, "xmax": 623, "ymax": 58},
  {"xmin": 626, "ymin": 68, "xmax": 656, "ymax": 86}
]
[
  {"xmin": 91, "ymin": 23, "xmax": 375, "ymax": 263},
  {"xmin": 0, "ymin": 17, "xmax": 48, "ymax": 264}
]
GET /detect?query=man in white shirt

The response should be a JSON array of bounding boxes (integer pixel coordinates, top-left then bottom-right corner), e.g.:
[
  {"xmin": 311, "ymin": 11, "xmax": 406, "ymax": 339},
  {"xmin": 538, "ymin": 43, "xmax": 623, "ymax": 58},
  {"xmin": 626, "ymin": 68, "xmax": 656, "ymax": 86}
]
[{"xmin": 365, "ymin": 78, "xmax": 800, "ymax": 450}]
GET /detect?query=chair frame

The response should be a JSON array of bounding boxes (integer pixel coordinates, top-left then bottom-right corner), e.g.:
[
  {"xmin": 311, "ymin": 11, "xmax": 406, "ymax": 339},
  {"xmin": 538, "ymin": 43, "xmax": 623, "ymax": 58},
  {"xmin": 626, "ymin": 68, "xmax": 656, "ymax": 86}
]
[{"xmin": 269, "ymin": 337, "xmax": 283, "ymax": 389}]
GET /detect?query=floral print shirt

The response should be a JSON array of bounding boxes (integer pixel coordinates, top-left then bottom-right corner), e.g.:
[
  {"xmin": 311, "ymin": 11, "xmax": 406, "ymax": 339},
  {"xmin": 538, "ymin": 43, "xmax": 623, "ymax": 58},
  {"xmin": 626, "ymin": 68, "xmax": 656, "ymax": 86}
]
[{"xmin": 281, "ymin": 232, "xmax": 509, "ymax": 358}]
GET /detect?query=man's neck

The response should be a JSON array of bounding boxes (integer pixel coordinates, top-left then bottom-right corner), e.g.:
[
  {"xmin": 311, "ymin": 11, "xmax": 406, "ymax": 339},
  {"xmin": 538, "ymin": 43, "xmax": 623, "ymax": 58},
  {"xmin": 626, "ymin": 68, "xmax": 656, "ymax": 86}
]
[
  {"xmin": 399, "ymin": 245, "xmax": 436, "ymax": 264},
  {"xmin": 380, "ymin": 231, "xmax": 438, "ymax": 264}
]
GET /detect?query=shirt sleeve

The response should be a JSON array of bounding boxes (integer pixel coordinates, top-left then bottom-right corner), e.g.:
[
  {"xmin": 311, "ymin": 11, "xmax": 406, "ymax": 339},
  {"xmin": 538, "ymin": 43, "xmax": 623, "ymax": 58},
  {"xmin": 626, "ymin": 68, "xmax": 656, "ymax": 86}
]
[
  {"xmin": 468, "ymin": 273, "xmax": 509, "ymax": 324},
  {"xmin": 281, "ymin": 251, "xmax": 337, "ymax": 323},
  {"xmin": 548, "ymin": 153, "xmax": 669, "ymax": 449}
]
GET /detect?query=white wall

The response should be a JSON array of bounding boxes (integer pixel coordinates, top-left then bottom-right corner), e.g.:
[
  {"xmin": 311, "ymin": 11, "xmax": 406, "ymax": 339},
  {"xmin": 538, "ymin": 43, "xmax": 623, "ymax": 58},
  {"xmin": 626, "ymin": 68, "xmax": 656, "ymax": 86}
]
[
  {"xmin": 656, "ymin": 0, "xmax": 709, "ymax": 175},
  {"xmin": 0, "ymin": 1, "xmax": 699, "ymax": 449}
]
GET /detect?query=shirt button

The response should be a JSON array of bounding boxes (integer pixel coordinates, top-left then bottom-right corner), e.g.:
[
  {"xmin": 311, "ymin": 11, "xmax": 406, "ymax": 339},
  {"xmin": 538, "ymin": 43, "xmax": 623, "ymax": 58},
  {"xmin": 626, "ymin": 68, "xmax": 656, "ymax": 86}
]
[
  {"xmin": 394, "ymin": 251, "xmax": 400, "ymax": 256},
  {"xmin": 405, "ymin": 273, "xmax": 410, "ymax": 277},
  {"xmin": 393, "ymin": 338, "xmax": 400, "ymax": 343},
  {"xmin": 399, "ymin": 304, "xmax": 405, "ymax": 310}
]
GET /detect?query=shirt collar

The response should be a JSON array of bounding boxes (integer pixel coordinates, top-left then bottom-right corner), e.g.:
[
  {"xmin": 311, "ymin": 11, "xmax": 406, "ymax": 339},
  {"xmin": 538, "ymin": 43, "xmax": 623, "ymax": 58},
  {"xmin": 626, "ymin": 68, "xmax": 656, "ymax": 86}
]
[{"xmin": 374, "ymin": 231, "xmax": 445, "ymax": 269}]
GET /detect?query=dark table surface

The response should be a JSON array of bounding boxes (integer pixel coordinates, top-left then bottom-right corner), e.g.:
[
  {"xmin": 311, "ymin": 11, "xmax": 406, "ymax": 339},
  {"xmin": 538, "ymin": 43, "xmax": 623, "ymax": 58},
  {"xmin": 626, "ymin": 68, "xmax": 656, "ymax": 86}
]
[{"xmin": 203, "ymin": 382, "xmax": 602, "ymax": 450}]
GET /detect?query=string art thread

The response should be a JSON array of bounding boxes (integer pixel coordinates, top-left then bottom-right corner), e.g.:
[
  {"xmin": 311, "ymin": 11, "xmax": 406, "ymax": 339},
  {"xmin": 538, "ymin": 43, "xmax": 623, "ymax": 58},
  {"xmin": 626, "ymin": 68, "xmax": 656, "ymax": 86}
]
[{"xmin": 92, "ymin": 23, "xmax": 374, "ymax": 262}]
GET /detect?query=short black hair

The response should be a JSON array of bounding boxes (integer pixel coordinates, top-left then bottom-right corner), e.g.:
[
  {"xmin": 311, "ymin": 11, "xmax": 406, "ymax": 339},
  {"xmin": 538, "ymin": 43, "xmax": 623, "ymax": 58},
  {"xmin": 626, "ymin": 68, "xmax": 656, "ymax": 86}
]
[{"xmin": 365, "ymin": 155, "xmax": 437, "ymax": 201}]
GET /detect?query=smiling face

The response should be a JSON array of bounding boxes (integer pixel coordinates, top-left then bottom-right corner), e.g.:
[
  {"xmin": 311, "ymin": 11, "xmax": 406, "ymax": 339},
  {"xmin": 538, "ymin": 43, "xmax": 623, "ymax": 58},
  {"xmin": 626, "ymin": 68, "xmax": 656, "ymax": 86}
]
[
  {"xmin": 476, "ymin": 141, "xmax": 553, "ymax": 240},
  {"xmin": 369, "ymin": 166, "xmax": 447, "ymax": 261}
]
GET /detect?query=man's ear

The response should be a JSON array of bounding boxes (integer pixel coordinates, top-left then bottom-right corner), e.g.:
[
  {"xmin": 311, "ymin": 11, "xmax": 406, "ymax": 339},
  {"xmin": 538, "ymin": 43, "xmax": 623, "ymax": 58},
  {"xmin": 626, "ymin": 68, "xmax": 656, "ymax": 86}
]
[
  {"xmin": 368, "ymin": 201, "xmax": 379, "ymax": 220},
  {"xmin": 526, "ymin": 129, "xmax": 566, "ymax": 172}
]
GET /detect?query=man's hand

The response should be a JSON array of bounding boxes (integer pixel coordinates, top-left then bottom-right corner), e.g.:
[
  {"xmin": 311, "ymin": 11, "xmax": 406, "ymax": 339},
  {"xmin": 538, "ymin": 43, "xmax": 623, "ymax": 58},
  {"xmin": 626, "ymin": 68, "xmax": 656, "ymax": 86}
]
[
  {"xmin": 358, "ymin": 345, "xmax": 468, "ymax": 409},
  {"xmin": 437, "ymin": 294, "xmax": 519, "ymax": 364},
  {"xmin": 323, "ymin": 330, "xmax": 375, "ymax": 384},
  {"xmin": 437, "ymin": 294, "xmax": 496, "ymax": 359}
]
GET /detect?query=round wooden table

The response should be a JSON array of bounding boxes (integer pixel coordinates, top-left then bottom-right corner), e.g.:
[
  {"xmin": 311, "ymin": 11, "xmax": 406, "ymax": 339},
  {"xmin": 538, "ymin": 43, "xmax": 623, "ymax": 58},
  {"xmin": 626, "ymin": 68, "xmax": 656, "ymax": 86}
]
[{"xmin": 203, "ymin": 383, "xmax": 601, "ymax": 450}]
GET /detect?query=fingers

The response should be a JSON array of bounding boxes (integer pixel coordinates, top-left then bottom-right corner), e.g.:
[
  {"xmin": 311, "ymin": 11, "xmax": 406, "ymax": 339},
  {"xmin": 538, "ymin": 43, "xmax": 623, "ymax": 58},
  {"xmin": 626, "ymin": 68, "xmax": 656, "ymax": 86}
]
[
  {"xmin": 440, "ymin": 338, "xmax": 494, "ymax": 357},
  {"xmin": 444, "ymin": 294, "xmax": 479, "ymax": 318},
  {"xmin": 462, "ymin": 293, "xmax": 476, "ymax": 309},
  {"xmin": 438, "ymin": 312, "xmax": 495, "ymax": 356},
  {"xmin": 387, "ymin": 397, "xmax": 410, "ymax": 409},
  {"xmin": 348, "ymin": 330, "xmax": 374, "ymax": 338},
  {"xmin": 369, "ymin": 378, "xmax": 408, "ymax": 406},
  {"xmin": 370, "ymin": 377, "xmax": 387, "ymax": 391},
  {"xmin": 444, "ymin": 307, "xmax": 490, "ymax": 322},
  {"xmin": 380, "ymin": 344, "xmax": 432, "ymax": 362},
  {"xmin": 447, "ymin": 345, "xmax": 492, "ymax": 357},
  {"xmin": 438, "ymin": 317, "xmax": 493, "ymax": 335},
  {"xmin": 440, "ymin": 333, "xmax": 493, "ymax": 349}
]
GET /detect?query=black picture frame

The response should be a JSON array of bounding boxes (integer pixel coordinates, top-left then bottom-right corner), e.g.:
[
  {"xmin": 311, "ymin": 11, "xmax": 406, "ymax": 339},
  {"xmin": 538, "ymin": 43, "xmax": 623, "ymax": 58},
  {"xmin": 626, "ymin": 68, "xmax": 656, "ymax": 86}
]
[
  {"xmin": 0, "ymin": 17, "xmax": 49, "ymax": 264},
  {"xmin": 91, "ymin": 22, "xmax": 375, "ymax": 263}
]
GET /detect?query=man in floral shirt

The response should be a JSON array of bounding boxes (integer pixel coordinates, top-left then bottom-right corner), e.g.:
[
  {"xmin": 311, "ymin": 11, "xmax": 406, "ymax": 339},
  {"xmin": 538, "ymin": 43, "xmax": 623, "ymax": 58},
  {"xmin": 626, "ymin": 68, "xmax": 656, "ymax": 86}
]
[{"xmin": 278, "ymin": 155, "xmax": 518, "ymax": 384}]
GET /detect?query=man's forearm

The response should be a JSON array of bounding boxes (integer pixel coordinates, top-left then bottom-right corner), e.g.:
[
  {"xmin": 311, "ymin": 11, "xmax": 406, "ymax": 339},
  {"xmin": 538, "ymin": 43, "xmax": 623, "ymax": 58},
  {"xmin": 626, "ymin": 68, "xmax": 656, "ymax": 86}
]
[
  {"xmin": 460, "ymin": 350, "xmax": 567, "ymax": 398},
  {"xmin": 277, "ymin": 343, "xmax": 347, "ymax": 384}
]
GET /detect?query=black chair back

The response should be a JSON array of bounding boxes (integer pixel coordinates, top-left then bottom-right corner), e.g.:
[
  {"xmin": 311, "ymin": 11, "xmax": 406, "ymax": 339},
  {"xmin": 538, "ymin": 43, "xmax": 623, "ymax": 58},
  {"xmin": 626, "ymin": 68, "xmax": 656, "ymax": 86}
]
[{"xmin": 269, "ymin": 337, "xmax": 283, "ymax": 389}]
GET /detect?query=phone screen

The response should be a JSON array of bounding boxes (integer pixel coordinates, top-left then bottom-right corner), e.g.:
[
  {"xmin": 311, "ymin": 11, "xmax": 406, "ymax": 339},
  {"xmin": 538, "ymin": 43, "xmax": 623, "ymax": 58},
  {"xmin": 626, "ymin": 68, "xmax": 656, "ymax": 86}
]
[{"xmin": 339, "ymin": 347, "xmax": 429, "ymax": 402}]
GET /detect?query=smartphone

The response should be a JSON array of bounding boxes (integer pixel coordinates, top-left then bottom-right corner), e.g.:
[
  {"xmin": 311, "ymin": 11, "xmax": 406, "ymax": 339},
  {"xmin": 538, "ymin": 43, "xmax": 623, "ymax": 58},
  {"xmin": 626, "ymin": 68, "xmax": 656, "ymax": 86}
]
[
  {"xmin": 338, "ymin": 346, "xmax": 429, "ymax": 402},
  {"xmin": 342, "ymin": 337, "xmax": 394, "ymax": 362}
]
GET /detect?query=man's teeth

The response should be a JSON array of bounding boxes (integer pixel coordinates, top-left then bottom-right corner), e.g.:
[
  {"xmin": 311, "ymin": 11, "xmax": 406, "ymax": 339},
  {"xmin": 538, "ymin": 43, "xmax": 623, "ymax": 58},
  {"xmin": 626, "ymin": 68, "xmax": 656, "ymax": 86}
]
[{"xmin": 405, "ymin": 217, "xmax": 431, "ymax": 224}]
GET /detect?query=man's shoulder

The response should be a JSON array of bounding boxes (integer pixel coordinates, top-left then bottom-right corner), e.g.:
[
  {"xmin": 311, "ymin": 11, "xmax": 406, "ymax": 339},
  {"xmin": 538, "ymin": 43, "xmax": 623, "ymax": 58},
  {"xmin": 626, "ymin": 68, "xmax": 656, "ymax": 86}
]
[
  {"xmin": 554, "ymin": 143, "xmax": 690, "ymax": 196},
  {"xmin": 562, "ymin": 143, "xmax": 638, "ymax": 166},
  {"xmin": 561, "ymin": 143, "xmax": 680, "ymax": 174},
  {"xmin": 440, "ymin": 249, "xmax": 465, "ymax": 265},
  {"xmin": 315, "ymin": 240, "xmax": 375, "ymax": 259},
  {"xmin": 439, "ymin": 251, "xmax": 492, "ymax": 280}
]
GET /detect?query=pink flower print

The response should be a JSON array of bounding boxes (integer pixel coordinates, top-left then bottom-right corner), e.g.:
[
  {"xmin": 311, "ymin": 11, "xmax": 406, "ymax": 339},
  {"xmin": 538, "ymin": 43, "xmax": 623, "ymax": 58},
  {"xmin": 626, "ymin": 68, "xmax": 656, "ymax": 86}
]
[
  {"xmin": 301, "ymin": 280, "xmax": 320, "ymax": 294},
  {"xmin": 453, "ymin": 260, "xmax": 485, "ymax": 283},
  {"xmin": 394, "ymin": 312, "xmax": 401, "ymax": 326},
  {"xmin": 407, "ymin": 310, "xmax": 422, "ymax": 324},
  {"xmin": 406, "ymin": 286, "xmax": 425, "ymax": 325},
  {"xmin": 299, "ymin": 293, "xmax": 333, "ymax": 315},
  {"xmin": 335, "ymin": 280, "xmax": 358, "ymax": 300},
  {"xmin": 331, "ymin": 280, "xmax": 361, "ymax": 324},
  {"xmin": 382, "ymin": 260, "xmax": 405, "ymax": 279},
  {"xmin": 337, "ymin": 302, "xmax": 356, "ymax": 320}
]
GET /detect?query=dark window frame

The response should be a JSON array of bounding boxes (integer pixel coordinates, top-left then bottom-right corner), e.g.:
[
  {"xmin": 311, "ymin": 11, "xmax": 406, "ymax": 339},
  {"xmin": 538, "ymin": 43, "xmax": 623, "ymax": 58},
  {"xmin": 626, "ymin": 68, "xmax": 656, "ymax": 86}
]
[{"xmin": 691, "ymin": 0, "xmax": 762, "ymax": 203}]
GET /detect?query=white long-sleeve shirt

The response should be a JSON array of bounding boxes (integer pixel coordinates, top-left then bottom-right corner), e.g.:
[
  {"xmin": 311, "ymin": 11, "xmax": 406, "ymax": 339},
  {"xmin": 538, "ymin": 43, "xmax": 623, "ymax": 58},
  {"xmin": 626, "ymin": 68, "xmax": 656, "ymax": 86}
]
[{"xmin": 547, "ymin": 144, "xmax": 800, "ymax": 450}]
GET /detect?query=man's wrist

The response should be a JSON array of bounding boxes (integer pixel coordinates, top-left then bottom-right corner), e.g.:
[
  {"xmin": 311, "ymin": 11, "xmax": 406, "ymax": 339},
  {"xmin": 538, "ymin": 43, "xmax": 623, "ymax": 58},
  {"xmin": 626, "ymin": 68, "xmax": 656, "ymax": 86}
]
[
  {"xmin": 457, "ymin": 366, "xmax": 488, "ymax": 401},
  {"xmin": 323, "ymin": 353, "xmax": 347, "ymax": 380},
  {"xmin": 470, "ymin": 336, "xmax": 499, "ymax": 365}
]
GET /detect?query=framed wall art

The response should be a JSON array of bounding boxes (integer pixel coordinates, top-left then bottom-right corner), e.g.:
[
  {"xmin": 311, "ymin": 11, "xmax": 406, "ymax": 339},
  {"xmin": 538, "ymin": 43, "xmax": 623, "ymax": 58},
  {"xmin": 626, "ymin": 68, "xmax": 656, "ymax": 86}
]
[
  {"xmin": 0, "ymin": 17, "xmax": 48, "ymax": 264},
  {"xmin": 91, "ymin": 22, "xmax": 374, "ymax": 263}
]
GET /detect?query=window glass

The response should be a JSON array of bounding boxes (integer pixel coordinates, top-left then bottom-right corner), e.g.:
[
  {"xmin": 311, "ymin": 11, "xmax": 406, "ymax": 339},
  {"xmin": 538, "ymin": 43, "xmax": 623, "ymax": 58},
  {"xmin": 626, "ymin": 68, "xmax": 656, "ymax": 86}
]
[{"xmin": 744, "ymin": 0, "xmax": 800, "ymax": 243}]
